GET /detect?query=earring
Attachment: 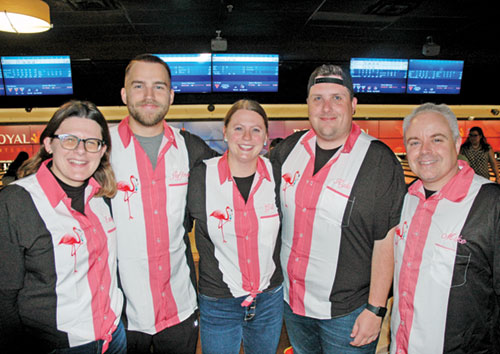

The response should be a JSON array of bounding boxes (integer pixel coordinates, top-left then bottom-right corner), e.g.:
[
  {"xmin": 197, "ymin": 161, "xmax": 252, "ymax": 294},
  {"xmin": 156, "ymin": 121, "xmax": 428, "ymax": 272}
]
[{"xmin": 224, "ymin": 138, "xmax": 228, "ymax": 143}]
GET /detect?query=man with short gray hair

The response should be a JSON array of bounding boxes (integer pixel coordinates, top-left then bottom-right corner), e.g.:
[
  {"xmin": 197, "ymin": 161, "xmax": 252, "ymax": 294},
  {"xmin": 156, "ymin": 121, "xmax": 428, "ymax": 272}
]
[{"xmin": 391, "ymin": 102, "xmax": 500, "ymax": 353}]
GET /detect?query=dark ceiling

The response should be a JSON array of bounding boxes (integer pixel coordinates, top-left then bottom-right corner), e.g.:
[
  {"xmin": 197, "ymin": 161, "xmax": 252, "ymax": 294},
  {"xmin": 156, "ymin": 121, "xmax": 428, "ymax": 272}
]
[{"xmin": 0, "ymin": 0, "xmax": 498, "ymax": 109}]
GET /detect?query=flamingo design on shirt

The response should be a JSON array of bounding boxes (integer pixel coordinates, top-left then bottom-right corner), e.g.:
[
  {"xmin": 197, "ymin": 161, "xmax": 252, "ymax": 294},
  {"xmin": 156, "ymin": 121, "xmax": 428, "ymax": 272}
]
[
  {"xmin": 117, "ymin": 175, "xmax": 139, "ymax": 219},
  {"xmin": 210, "ymin": 206, "xmax": 233, "ymax": 243},
  {"xmin": 282, "ymin": 171, "xmax": 300, "ymax": 207},
  {"xmin": 395, "ymin": 221, "xmax": 408, "ymax": 245},
  {"xmin": 59, "ymin": 227, "xmax": 84, "ymax": 273}
]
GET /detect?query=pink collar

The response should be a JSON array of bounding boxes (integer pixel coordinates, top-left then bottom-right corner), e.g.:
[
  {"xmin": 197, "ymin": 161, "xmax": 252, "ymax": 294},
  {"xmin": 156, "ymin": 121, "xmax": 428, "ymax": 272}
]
[
  {"xmin": 117, "ymin": 116, "xmax": 178, "ymax": 149},
  {"xmin": 301, "ymin": 122, "xmax": 362, "ymax": 154},
  {"xmin": 36, "ymin": 160, "xmax": 100, "ymax": 208},
  {"xmin": 408, "ymin": 160, "xmax": 475, "ymax": 202},
  {"xmin": 217, "ymin": 151, "xmax": 271, "ymax": 185}
]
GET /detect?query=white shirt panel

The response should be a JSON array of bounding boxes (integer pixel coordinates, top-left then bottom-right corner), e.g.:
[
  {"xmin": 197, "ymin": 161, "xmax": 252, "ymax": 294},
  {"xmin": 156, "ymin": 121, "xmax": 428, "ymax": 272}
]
[{"xmin": 281, "ymin": 130, "xmax": 373, "ymax": 319}]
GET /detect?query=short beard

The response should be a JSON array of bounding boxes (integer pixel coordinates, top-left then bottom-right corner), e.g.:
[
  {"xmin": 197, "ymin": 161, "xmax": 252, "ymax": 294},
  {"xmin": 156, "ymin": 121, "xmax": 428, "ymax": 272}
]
[{"xmin": 127, "ymin": 102, "xmax": 169, "ymax": 127}]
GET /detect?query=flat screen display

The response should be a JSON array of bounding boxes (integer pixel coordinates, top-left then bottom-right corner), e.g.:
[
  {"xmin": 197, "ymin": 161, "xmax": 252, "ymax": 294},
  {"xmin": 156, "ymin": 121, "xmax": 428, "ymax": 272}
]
[
  {"xmin": 0, "ymin": 67, "xmax": 5, "ymax": 96},
  {"xmin": 212, "ymin": 54, "xmax": 279, "ymax": 92},
  {"xmin": 1, "ymin": 55, "xmax": 73, "ymax": 96},
  {"xmin": 407, "ymin": 59, "xmax": 464, "ymax": 94},
  {"xmin": 156, "ymin": 53, "xmax": 212, "ymax": 93},
  {"xmin": 350, "ymin": 58, "xmax": 408, "ymax": 93}
]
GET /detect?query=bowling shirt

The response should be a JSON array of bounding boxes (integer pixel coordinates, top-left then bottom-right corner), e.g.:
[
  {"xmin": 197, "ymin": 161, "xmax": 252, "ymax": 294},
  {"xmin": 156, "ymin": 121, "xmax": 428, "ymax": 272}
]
[
  {"xmin": 110, "ymin": 117, "xmax": 217, "ymax": 334},
  {"xmin": 391, "ymin": 162, "xmax": 500, "ymax": 354},
  {"xmin": 271, "ymin": 123, "xmax": 406, "ymax": 319},
  {"xmin": 0, "ymin": 160, "xmax": 123, "ymax": 352},
  {"xmin": 187, "ymin": 153, "xmax": 282, "ymax": 302}
]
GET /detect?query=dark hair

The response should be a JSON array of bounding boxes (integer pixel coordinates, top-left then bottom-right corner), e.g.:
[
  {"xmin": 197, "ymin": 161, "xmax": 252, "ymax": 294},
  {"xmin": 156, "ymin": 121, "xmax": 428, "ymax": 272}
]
[
  {"xmin": 461, "ymin": 126, "xmax": 491, "ymax": 152},
  {"xmin": 18, "ymin": 100, "xmax": 116, "ymax": 198},
  {"xmin": 307, "ymin": 64, "xmax": 354, "ymax": 99},
  {"xmin": 270, "ymin": 137, "xmax": 283, "ymax": 149},
  {"xmin": 124, "ymin": 53, "xmax": 172, "ymax": 82},
  {"xmin": 5, "ymin": 151, "xmax": 29, "ymax": 177},
  {"xmin": 223, "ymin": 99, "xmax": 269, "ymax": 132}
]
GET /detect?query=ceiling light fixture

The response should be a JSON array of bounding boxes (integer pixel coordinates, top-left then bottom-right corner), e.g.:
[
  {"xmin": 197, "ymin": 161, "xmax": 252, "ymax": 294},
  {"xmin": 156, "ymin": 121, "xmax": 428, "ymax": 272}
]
[{"xmin": 0, "ymin": 0, "xmax": 51, "ymax": 34}]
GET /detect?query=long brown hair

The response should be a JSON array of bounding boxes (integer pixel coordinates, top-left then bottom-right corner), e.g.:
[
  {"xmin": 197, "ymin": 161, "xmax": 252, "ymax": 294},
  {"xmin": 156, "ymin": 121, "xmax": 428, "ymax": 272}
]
[{"xmin": 18, "ymin": 100, "xmax": 117, "ymax": 198}]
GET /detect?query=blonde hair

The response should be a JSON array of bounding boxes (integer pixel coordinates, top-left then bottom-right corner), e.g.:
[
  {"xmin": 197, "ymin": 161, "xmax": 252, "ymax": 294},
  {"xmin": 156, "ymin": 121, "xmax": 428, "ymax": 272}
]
[{"xmin": 223, "ymin": 99, "xmax": 268, "ymax": 132}]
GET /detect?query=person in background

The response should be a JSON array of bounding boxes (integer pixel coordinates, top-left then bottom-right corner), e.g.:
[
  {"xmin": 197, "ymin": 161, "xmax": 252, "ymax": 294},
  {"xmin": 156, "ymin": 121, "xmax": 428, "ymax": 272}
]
[
  {"xmin": 1, "ymin": 151, "xmax": 29, "ymax": 186},
  {"xmin": 269, "ymin": 137, "xmax": 284, "ymax": 151},
  {"xmin": 460, "ymin": 126, "xmax": 499, "ymax": 182},
  {"xmin": 263, "ymin": 137, "xmax": 284, "ymax": 159},
  {"xmin": 457, "ymin": 153, "xmax": 469, "ymax": 163},
  {"xmin": 271, "ymin": 64, "xmax": 406, "ymax": 353},
  {"xmin": 391, "ymin": 103, "xmax": 500, "ymax": 353},
  {"xmin": 0, "ymin": 100, "xmax": 125, "ymax": 353},
  {"xmin": 110, "ymin": 53, "xmax": 217, "ymax": 354},
  {"xmin": 187, "ymin": 99, "xmax": 283, "ymax": 354}
]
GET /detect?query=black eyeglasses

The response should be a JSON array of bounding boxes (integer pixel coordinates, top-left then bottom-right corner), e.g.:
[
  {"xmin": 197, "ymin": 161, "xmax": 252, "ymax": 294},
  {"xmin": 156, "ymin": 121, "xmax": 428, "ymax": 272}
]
[
  {"xmin": 469, "ymin": 134, "xmax": 479, "ymax": 137},
  {"xmin": 52, "ymin": 134, "xmax": 105, "ymax": 153}
]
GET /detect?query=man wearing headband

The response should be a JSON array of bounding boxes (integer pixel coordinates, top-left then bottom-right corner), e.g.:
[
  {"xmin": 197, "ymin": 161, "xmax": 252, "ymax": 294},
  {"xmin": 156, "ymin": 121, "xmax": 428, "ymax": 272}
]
[{"xmin": 271, "ymin": 64, "xmax": 406, "ymax": 353}]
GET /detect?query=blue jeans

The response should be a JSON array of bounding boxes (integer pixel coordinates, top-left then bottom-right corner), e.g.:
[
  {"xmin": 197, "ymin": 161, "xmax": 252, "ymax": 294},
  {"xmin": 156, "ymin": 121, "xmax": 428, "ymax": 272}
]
[
  {"xmin": 51, "ymin": 321, "xmax": 127, "ymax": 354},
  {"xmin": 284, "ymin": 302, "xmax": 378, "ymax": 354},
  {"xmin": 199, "ymin": 285, "xmax": 284, "ymax": 354}
]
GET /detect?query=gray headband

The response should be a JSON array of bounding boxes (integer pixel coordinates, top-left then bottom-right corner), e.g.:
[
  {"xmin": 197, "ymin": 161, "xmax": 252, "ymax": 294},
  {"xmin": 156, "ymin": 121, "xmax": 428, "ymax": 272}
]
[{"xmin": 313, "ymin": 77, "xmax": 345, "ymax": 87}]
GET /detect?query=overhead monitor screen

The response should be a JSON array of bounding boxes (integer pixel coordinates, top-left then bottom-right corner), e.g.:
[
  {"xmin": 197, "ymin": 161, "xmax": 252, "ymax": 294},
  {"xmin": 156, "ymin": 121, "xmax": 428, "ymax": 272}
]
[
  {"xmin": 0, "ymin": 67, "xmax": 5, "ymax": 96},
  {"xmin": 1, "ymin": 55, "xmax": 73, "ymax": 96},
  {"xmin": 407, "ymin": 59, "xmax": 464, "ymax": 94},
  {"xmin": 212, "ymin": 53, "xmax": 279, "ymax": 92},
  {"xmin": 350, "ymin": 58, "xmax": 408, "ymax": 93},
  {"xmin": 156, "ymin": 53, "xmax": 212, "ymax": 93}
]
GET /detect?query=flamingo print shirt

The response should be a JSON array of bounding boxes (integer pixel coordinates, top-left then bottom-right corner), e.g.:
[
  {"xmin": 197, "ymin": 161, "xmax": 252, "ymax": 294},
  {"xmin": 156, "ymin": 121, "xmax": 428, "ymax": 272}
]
[
  {"xmin": 391, "ymin": 163, "xmax": 500, "ymax": 354},
  {"xmin": 187, "ymin": 153, "xmax": 283, "ymax": 301},
  {"xmin": 0, "ymin": 160, "xmax": 123, "ymax": 352},
  {"xmin": 270, "ymin": 123, "xmax": 406, "ymax": 319},
  {"xmin": 110, "ymin": 117, "xmax": 217, "ymax": 334}
]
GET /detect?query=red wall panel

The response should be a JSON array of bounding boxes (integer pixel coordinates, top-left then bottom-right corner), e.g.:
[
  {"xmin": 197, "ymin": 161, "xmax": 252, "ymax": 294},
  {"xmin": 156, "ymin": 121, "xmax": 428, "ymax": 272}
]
[
  {"xmin": 355, "ymin": 121, "xmax": 379, "ymax": 137},
  {"xmin": 378, "ymin": 120, "xmax": 403, "ymax": 138},
  {"xmin": 1, "ymin": 120, "xmax": 500, "ymax": 164}
]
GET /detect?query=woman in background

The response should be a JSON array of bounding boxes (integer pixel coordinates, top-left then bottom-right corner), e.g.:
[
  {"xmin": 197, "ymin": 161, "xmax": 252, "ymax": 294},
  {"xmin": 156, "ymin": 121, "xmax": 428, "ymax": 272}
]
[
  {"xmin": 187, "ymin": 99, "xmax": 283, "ymax": 354},
  {"xmin": 460, "ymin": 126, "xmax": 499, "ymax": 182},
  {"xmin": 0, "ymin": 100, "xmax": 125, "ymax": 353}
]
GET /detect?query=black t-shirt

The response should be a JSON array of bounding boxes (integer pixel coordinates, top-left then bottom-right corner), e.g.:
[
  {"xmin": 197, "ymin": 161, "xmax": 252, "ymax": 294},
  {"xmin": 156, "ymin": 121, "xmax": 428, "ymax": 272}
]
[
  {"xmin": 424, "ymin": 188, "xmax": 437, "ymax": 199},
  {"xmin": 314, "ymin": 144, "xmax": 340, "ymax": 175},
  {"xmin": 48, "ymin": 162, "xmax": 88, "ymax": 213},
  {"xmin": 233, "ymin": 174, "xmax": 255, "ymax": 203},
  {"xmin": 270, "ymin": 128, "xmax": 407, "ymax": 317}
]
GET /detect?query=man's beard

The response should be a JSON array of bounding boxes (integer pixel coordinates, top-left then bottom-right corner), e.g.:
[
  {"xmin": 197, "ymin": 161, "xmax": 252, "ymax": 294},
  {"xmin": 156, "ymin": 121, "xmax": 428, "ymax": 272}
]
[{"xmin": 127, "ymin": 101, "xmax": 169, "ymax": 127}]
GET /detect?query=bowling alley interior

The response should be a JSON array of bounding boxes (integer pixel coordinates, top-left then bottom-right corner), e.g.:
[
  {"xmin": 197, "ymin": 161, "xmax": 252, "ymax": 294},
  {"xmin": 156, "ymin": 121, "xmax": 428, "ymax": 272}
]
[{"xmin": 1, "ymin": 1, "xmax": 499, "ymax": 353}]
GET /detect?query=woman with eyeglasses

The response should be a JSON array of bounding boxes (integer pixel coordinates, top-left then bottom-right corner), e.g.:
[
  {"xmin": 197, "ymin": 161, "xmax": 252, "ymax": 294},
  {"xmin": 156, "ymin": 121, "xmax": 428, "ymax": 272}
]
[
  {"xmin": 460, "ymin": 126, "xmax": 499, "ymax": 182},
  {"xmin": 0, "ymin": 100, "xmax": 125, "ymax": 354},
  {"xmin": 187, "ymin": 99, "xmax": 283, "ymax": 354}
]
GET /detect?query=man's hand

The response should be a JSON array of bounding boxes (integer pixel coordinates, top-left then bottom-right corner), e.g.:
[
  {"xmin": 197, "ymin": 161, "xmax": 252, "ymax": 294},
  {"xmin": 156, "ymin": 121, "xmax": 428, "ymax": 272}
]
[{"xmin": 349, "ymin": 308, "xmax": 382, "ymax": 347}]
